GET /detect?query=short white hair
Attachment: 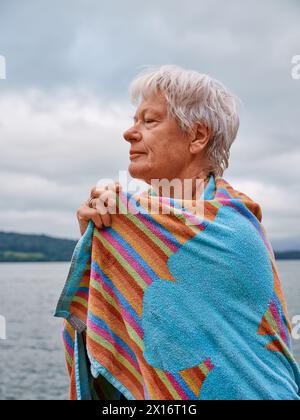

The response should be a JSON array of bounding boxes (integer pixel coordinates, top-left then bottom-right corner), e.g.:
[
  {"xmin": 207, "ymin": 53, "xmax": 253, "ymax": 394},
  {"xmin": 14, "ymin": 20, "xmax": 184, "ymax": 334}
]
[{"xmin": 128, "ymin": 65, "xmax": 240, "ymax": 176}]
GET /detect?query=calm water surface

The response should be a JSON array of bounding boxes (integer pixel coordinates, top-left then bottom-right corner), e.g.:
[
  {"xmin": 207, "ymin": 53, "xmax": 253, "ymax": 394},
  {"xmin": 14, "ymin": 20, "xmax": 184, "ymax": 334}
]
[{"xmin": 0, "ymin": 261, "xmax": 299, "ymax": 400}]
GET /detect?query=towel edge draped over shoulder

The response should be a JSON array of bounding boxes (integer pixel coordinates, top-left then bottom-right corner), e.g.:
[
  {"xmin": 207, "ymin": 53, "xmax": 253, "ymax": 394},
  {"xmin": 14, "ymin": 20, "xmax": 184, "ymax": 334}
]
[{"xmin": 54, "ymin": 175, "xmax": 300, "ymax": 400}]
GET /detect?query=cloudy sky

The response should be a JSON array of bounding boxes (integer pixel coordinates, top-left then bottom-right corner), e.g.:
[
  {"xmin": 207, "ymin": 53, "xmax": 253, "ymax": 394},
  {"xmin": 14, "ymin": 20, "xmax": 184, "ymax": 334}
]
[{"xmin": 0, "ymin": 0, "xmax": 299, "ymax": 249}]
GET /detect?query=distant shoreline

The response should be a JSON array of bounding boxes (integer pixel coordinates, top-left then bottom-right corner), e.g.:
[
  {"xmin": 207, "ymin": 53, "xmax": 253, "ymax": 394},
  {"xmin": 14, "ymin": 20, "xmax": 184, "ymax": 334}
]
[
  {"xmin": 0, "ymin": 260, "xmax": 71, "ymax": 263},
  {"xmin": 274, "ymin": 252, "xmax": 300, "ymax": 261},
  {"xmin": 1, "ymin": 231, "xmax": 299, "ymax": 262},
  {"xmin": 0, "ymin": 231, "xmax": 77, "ymax": 263},
  {"xmin": 0, "ymin": 258, "xmax": 300, "ymax": 265}
]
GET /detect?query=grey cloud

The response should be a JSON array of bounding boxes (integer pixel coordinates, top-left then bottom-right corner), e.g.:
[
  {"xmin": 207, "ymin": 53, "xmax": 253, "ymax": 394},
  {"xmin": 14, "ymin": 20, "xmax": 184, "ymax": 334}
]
[
  {"xmin": 0, "ymin": 0, "xmax": 299, "ymax": 242},
  {"xmin": 0, "ymin": 90, "xmax": 133, "ymax": 183}
]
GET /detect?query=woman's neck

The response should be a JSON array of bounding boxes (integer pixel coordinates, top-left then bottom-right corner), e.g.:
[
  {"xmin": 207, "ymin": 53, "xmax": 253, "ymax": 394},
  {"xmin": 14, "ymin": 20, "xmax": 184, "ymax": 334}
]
[{"xmin": 151, "ymin": 171, "xmax": 212, "ymax": 200}]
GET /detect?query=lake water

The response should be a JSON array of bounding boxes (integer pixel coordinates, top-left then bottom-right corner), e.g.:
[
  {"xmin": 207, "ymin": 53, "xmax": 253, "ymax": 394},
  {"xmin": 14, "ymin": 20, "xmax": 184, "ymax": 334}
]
[{"xmin": 0, "ymin": 261, "xmax": 299, "ymax": 400}]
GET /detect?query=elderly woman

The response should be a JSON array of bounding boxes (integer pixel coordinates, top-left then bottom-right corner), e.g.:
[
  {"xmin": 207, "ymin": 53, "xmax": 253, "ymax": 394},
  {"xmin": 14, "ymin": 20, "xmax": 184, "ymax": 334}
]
[
  {"xmin": 56, "ymin": 65, "xmax": 300, "ymax": 401},
  {"xmin": 77, "ymin": 67, "xmax": 238, "ymax": 233}
]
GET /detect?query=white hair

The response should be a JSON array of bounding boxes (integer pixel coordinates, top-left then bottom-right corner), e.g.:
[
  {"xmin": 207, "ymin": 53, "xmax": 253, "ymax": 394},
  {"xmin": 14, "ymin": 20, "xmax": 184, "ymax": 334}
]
[{"xmin": 128, "ymin": 65, "xmax": 240, "ymax": 176}]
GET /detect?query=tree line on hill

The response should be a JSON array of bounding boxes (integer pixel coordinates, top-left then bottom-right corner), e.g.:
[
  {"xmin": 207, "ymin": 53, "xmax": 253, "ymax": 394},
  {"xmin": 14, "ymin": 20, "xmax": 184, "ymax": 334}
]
[{"xmin": 0, "ymin": 231, "xmax": 299, "ymax": 262}]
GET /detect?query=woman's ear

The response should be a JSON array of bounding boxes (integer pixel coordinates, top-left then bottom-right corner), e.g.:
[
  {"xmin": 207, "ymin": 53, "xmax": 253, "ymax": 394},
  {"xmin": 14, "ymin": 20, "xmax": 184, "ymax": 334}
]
[{"xmin": 189, "ymin": 124, "xmax": 211, "ymax": 154}]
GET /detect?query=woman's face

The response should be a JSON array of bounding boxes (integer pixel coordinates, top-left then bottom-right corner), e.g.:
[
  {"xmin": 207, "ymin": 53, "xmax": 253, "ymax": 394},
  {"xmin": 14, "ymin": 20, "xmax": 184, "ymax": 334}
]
[{"xmin": 123, "ymin": 93, "xmax": 192, "ymax": 184}]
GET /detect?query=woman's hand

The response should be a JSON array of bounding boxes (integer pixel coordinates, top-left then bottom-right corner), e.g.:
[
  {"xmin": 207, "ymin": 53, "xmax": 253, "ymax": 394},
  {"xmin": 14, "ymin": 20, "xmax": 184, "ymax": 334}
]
[{"xmin": 76, "ymin": 182, "xmax": 121, "ymax": 236}]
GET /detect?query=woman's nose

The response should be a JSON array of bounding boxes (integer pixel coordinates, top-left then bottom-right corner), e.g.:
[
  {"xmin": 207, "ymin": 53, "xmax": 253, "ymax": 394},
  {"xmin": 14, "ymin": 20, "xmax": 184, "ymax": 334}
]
[{"xmin": 123, "ymin": 126, "xmax": 142, "ymax": 143}]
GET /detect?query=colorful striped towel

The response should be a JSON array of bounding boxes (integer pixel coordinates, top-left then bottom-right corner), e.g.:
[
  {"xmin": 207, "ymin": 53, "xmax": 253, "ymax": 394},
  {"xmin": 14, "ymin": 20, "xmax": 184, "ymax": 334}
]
[{"xmin": 55, "ymin": 174, "xmax": 300, "ymax": 400}]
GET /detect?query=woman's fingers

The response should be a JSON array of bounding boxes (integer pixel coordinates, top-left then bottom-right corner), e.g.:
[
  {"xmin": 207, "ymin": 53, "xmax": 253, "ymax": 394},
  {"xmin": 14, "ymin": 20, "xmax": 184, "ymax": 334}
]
[
  {"xmin": 96, "ymin": 190, "xmax": 117, "ymax": 211},
  {"xmin": 95, "ymin": 199, "xmax": 112, "ymax": 227},
  {"xmin": 78, "ymin": 182, "xmax": 121, "ymax": 235},
  {"xmin": 94, "ymin": 193, "xmax": 113, "ymax": 227},
  {"xmin": 92, "ymin": 187, "xmax": 119, "ymax": 214},
  {"xmin": 90, "ymin": 186, "xmax": 102, "ymax": 199},
  {"xmin": 85, "ymin": 193, "xmax": 114, "ymax": 228},
  {"xmin": 91, "ymin": 213, "xmax": 104, "ymax": 230},
  {"xmin": 91, "ymin": 182, "xmax": 122, "ymax": 199},
  {"xmin": 107, "ymin": 182, "xmax": 122, "ymax": 193},
  {"xmin": 77, "ymin": 206, "xmax": 103, "ymax": 227},
  {"xmin": 77, "ymin": 205, "xmax": 103, "ymax": 235}
]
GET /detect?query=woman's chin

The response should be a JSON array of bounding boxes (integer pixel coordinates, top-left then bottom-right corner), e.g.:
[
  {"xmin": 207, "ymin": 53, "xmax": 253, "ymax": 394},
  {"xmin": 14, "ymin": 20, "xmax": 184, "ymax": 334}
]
[{"xmin": 128, "ymin": 162, "xmax": 151, "ymax": 180}]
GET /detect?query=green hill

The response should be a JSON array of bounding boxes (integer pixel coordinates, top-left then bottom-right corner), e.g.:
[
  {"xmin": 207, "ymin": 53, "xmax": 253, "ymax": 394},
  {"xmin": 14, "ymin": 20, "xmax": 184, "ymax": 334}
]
[
  {"xmin": 274, "ymin": 251, "xmax": 300, "ymax": 260},
  {"xmin": 0, "ymin": 231, "xmax": 77, "ymax": 262}
]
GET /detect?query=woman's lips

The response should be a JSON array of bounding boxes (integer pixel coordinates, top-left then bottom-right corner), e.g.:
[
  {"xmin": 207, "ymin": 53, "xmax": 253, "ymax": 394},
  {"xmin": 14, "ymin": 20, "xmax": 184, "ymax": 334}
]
[{"xmin": 130, "ymin": 153, "xmax": 145, "ymax": 159}]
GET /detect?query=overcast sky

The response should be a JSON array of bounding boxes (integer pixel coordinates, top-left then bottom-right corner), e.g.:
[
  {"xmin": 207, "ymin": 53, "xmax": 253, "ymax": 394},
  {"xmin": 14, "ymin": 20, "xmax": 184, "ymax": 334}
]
[{"xmin": 0, "ymin": 0, "xmax": 299, "ymax": 249}]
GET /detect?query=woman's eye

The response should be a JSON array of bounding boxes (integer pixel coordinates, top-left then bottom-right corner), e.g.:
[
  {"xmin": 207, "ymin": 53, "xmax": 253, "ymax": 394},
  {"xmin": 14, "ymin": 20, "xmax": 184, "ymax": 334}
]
[{"xmin": 145, "ymin": 120, "xmax": 156, "ymax": 124}]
